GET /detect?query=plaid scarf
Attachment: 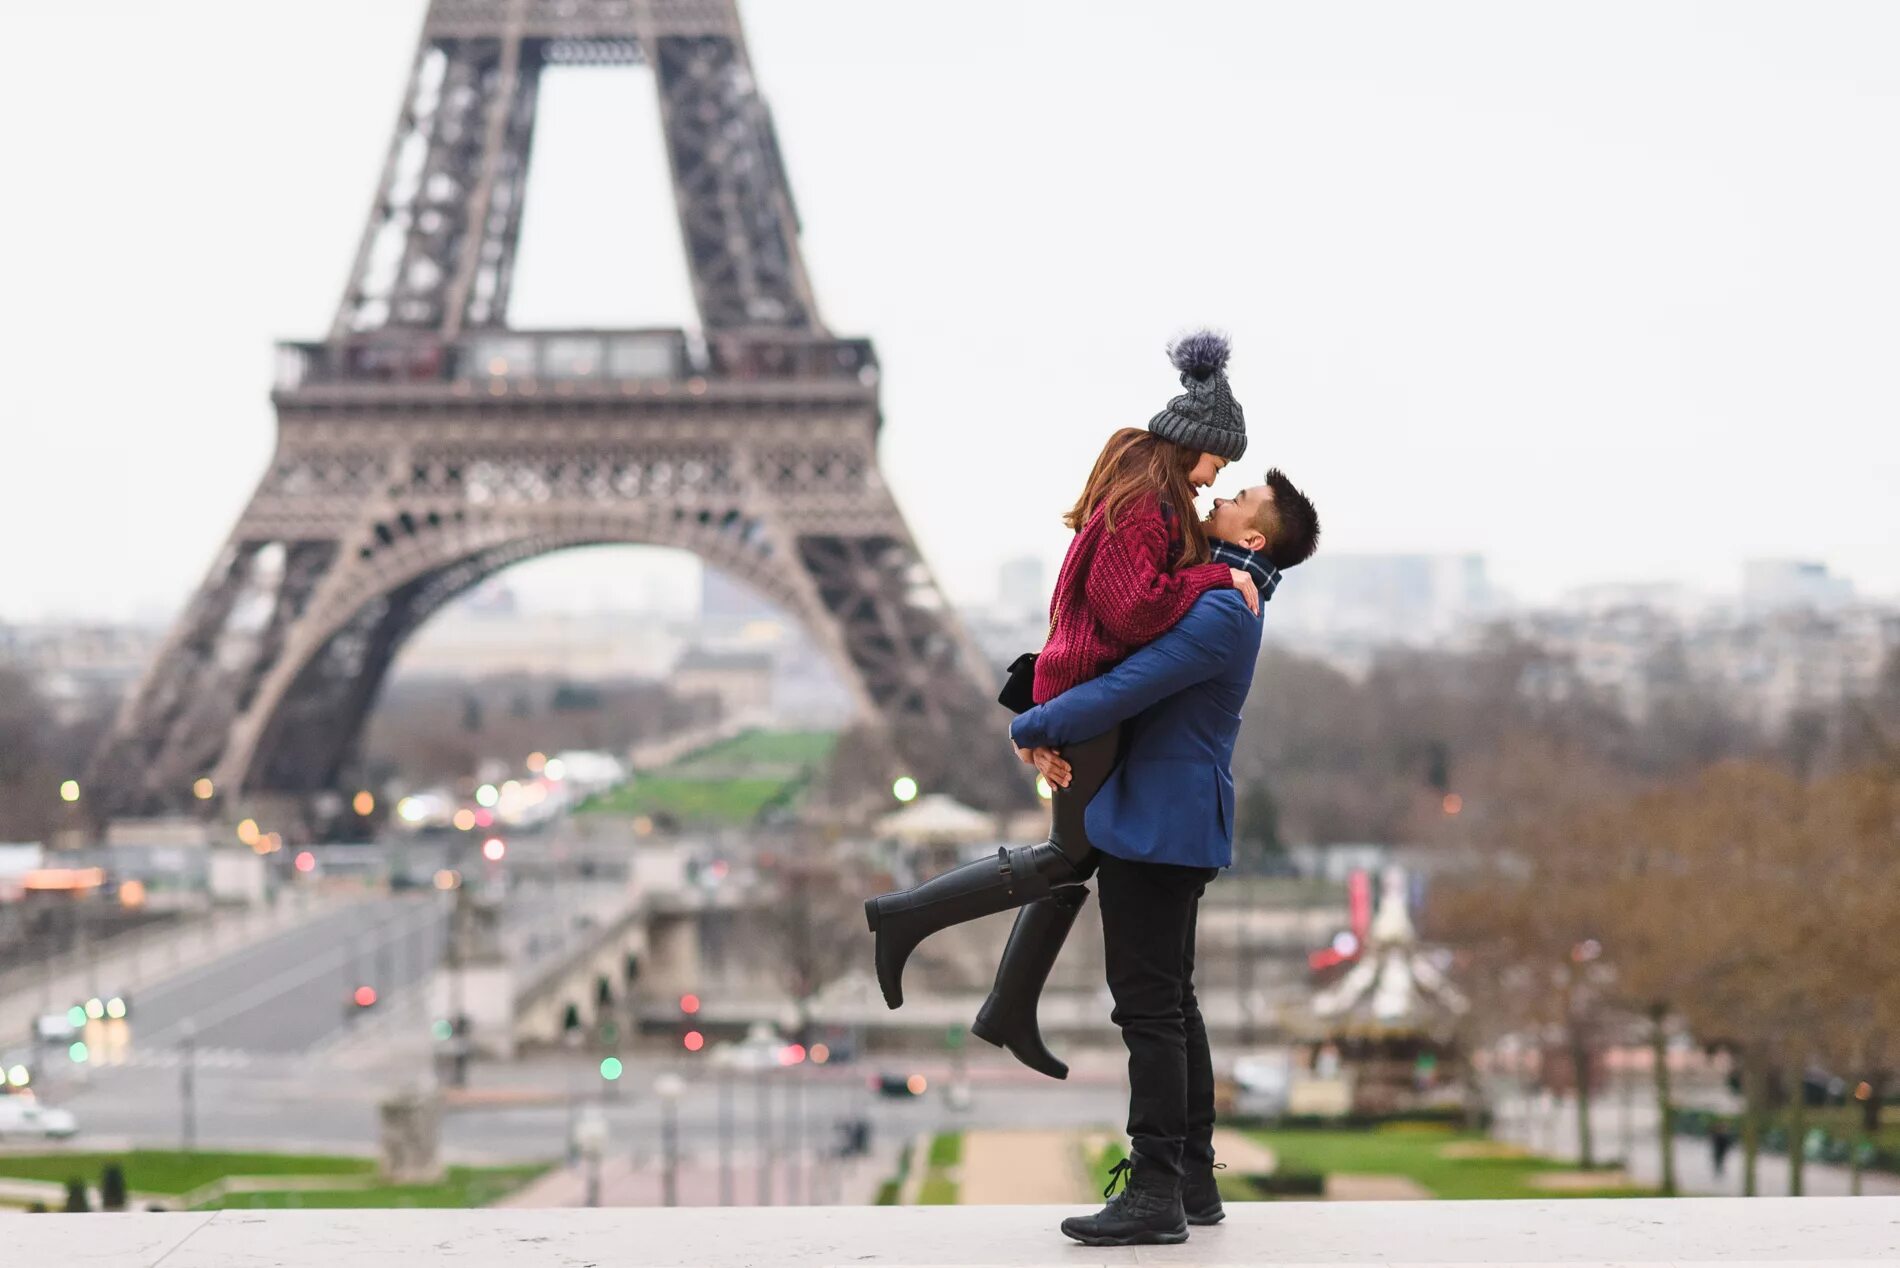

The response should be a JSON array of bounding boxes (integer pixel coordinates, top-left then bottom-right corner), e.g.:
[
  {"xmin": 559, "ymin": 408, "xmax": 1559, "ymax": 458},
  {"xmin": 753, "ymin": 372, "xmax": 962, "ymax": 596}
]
[{"xmin": 1210, "ymin": 539, "xmax": 1281, "ymax": 605}]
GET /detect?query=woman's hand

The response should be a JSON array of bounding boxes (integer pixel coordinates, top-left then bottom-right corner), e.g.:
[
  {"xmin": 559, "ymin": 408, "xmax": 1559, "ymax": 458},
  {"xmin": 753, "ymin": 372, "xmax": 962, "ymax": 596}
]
[
  {"xmin": 1031, "ymin": 747, "xmax": 1072, "ymax": 789},
  {"xmin": 1229, "ymin": 568, "xmax": 1261, "ymax": 614}
]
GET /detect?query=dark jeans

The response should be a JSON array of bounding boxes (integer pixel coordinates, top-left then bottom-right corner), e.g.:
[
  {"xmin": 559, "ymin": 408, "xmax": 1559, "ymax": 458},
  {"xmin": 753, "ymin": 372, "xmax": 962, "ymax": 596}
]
[{"xmin": 1096, "ymin": 851, "xmax": 1220, "ymax": 1177}]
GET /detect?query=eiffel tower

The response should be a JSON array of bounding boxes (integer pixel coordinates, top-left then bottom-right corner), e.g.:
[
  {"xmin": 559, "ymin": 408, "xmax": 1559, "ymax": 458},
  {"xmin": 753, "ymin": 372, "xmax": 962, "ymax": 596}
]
[{"xmin": 89, "ymin": 0, "xmax": 1020, "ymax": 833}]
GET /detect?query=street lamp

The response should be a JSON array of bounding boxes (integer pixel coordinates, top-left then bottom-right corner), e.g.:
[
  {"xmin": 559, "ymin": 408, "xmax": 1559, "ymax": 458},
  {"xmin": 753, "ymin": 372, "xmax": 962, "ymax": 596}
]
[
  {"xmin": 574, "ymin": 1108, "xmax": 608, "ymax": 1208},
  {"xmin": 655, "ymin": 1072, "xmax": 684, "ymax": 1207},
  {"xmin": 179, "ymin": 1020, "xmax": 198, "ymax": 1151}
]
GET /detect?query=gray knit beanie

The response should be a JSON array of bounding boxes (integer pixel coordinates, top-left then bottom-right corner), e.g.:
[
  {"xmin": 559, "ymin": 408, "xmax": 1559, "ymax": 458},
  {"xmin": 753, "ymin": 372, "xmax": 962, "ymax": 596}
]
[{"xmin": 1147, "ymin": 330, "xmax": 1247, "ymax": 462}]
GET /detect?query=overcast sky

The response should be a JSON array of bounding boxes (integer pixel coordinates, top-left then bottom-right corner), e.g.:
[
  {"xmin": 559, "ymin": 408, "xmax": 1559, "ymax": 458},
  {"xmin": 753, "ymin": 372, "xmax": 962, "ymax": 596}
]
[{"xmin": 3, "ymin": 1, "xmax": 1897, "ymax": 623}]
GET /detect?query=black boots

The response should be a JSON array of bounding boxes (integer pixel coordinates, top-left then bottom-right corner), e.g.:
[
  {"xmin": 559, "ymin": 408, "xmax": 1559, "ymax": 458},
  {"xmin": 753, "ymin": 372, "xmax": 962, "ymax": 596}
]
[
  {"xmin": 1059, "ymin": 1156, "xmax": 1188, "ymax": 1247},
  {"xmin": 865, "ymin": 843, "xmax": 1086, "ymax": 1009},
  {"xmin": 970, "ymin": 884, "xmax": 1090, "ymax": 1079},
  {"xmin": 1183, "ymin": 1162, "xmax": 1226, "ymax": 1225},
  {"xmin": 865, "ymin": 726, "xmax": 1122, "ymax": 1010}
]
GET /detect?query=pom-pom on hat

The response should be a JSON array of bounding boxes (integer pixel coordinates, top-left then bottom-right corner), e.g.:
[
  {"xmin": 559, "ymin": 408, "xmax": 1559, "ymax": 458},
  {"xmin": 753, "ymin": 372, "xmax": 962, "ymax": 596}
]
[{"xmin": 1147, "ymin": 330, "xmax": 1247, "ymax": 461}]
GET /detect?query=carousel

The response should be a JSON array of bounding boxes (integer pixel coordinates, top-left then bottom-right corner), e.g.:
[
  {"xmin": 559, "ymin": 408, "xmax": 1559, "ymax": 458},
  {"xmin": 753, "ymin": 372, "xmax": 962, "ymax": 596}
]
[{"xmin": 1294, "ymin": 864, "xmax": 1470, "ymax": 1116}]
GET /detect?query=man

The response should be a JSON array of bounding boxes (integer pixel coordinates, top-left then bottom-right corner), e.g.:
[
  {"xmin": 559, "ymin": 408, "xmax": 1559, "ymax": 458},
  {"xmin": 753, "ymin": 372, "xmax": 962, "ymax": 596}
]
[{"xmin": 1008, "ymin": 469, "xmax": 1320, "ymax": 1247}]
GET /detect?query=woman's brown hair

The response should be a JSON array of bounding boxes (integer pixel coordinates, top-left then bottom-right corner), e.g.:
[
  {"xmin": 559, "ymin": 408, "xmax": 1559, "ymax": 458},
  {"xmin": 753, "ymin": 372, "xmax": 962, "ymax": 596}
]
[{"xmin": 1063, "ymin": 428, "xmax": 1210, "ymax": 568}]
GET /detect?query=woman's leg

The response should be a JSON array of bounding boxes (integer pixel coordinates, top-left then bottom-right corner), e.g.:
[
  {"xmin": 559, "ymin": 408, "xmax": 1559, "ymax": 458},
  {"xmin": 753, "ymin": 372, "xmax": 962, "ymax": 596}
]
[
  {"xmin": 866, "ymin": 726, "xmax": 1121, "ymax": 1009},
  {"xmin": 969, "ymin": 878, "xmax": 1092, "ymax": 1079}
]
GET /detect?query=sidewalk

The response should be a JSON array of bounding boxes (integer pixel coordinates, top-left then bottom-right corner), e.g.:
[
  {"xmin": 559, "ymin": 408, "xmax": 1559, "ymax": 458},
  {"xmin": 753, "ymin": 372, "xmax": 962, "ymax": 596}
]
[
  {"xmin": 959, "ymin": 1129, "xmax": 1091, "ymax": 1205},
  {"xmin": 499, "ymin": 1146, "xmax": 882, "ymax": 1208},
  {"xmin": 1495, "ymin": 1087, "xmax": 1900, "ymax": 1198}
]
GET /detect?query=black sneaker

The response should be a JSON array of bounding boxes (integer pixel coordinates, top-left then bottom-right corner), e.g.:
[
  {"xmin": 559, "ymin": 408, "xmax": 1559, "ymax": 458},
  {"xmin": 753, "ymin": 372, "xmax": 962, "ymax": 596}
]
[
  {"xmin": 1183, "ymin": 1161, "xmax": 1227, "ymax": 1225},
  {"xmin": 1058, "ymin": 1157, "xmax": 1189, "ymax": 1247}
]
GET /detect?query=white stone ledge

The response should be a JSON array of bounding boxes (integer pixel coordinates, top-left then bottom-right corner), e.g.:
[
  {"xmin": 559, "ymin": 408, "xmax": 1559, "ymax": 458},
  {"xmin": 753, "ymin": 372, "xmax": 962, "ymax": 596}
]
[{"xmin": 16, "ymin": 1198, "xmax": 1900, "ymax": 1266}]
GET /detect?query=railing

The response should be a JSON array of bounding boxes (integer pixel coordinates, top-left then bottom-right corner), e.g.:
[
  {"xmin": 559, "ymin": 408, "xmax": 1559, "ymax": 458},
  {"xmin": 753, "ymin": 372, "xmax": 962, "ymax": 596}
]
[{"xmin": 275, "ymin": 329, "xmax": 877, "ymax": 391}]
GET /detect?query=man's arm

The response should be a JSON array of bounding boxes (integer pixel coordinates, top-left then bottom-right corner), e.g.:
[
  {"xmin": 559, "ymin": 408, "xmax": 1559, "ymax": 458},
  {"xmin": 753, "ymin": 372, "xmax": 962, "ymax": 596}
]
[{"xmin": 1010, "ymin": 593, "xmax": 1250, "ymax": 750}]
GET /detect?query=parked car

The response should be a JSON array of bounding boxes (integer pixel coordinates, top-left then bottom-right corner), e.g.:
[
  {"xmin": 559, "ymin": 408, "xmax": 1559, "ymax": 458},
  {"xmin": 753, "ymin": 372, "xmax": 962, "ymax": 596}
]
[
  {"xmin": 32, "ymin": 1014, "xmax": 77, "ymax": 1046},
  {"xmin": 0, "ymin": 1097, "xmax": 77, "ymax": 1140},
  {"xmin": 709, "ymin": 1022, "xmax": 790, "ymax": 1072},
  {"xmin": 873, "ymin": 1072, "xmax": 928, "ymax": 1099},
  {"xmin": 1230, "ymin": 1051, "xmax": 1293, "ymax": 1119}
]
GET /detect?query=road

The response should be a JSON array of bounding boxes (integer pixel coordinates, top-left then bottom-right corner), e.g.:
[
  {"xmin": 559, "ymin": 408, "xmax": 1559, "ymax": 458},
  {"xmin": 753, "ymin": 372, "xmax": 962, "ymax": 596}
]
[
  {"xmin": 26, "ymin": 876, "xmax": 624, "ymax": 1066},
  {"xmin": 124, "ymin": 894, "xmax": 448, "ymax": 1054},
  {"xmin": 35, "ymin": 1044, "xmax": 1131, "ymax": 1166}
]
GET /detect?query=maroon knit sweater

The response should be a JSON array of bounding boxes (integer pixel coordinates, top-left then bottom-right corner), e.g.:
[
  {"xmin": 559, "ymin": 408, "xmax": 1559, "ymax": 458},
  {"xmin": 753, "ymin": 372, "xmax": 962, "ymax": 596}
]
[{"xmin": 1031, "ymin": 494, "xmax": 1234, "ymax": 703}]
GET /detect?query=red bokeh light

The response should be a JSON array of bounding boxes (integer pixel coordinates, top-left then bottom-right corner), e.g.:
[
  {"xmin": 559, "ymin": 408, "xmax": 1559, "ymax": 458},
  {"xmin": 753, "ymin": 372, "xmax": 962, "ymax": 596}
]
[
  {"xmin": 294, "ymin": 851, "xmax": 316, "ymax": 873},
  {"xmin": 679, "ymin": 993, "xmax": 700, "ymax": 1014},
  {"xmin": 353, "ymin": 986, "xmax": 378, "ymax": 1007},
  {"xmin": 683, "ymin": 1030, "xmax": 704, "ymax": 1051}
]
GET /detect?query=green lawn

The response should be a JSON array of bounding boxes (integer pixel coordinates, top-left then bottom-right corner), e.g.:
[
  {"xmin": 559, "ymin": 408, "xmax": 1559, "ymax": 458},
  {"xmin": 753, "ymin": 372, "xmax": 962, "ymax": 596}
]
[
  {"xmin": 193, "ymin": 1166, "xmax": 546, "ymax": 1210},
  {"xmin": 927, "ymin": 1132, "xmax": 964, "ymax": 1169},
  {"xmin": 674, "ymin": 729, "xmax": 838, "ymax": 770},
  {"xmin": 1086, "ymin": 1139, "xmax": 1128, "ymax": 1180},
  {"xmin": 580, "ymin": 776, "xmax": 794, "ymax": 823},
  {"xmin": 0, "ymin": 1153, "xmax": 543, "ymax": 1210},
  {"xmin": 575, "ymin": 729, "xmax": 837, "ymax": 825},
  {"xmin": 1243, "ymin": 1126, "xmax": 1655, "ymax": 1200},
  {"xmin": 0, "ymin": 1151, "xmax": 374, "ymax": 1196},
  {"xmin": 909, "ymin": 1131, "xmax": 963, "ymax": 1205},
  {"xmin": 916, "ymin": 1175, "xmax": 960, "ymax": 1205}
]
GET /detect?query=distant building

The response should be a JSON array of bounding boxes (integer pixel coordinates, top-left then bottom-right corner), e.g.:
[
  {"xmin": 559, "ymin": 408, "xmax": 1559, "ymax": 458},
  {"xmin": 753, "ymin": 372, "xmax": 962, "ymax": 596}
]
[
  {"xmin": 394, "ymin": 610, "xmax": 684, "ymax": 679},
  {"xmin": 997, "ymin": 556, "xmax": 1047, "ymax": 622},
  {"xmin": 701, "ymin": 567, "xmax": 780, "ymax": 625},
  {"xmin": 964, "ymin": 610, "xmax": 1048, "ymax": 689},
  {"xmin": 1513, "ymin": 601, "xmax": 1900, "ymax": 729},
  {"xmin": 0, "ymin": 622, "xmax": 160, "ymax": 724},
  {"xmin": 673, "ymin": 648, "xmax": 775, "ymax": 719},
  {"xmin": 1687, "ymin": 605, "xmax": 1898, "ymax": 728},
  {"xmin": 1742, "ymin": 559, "xmax": 1855, "ymax": 613},
  {"xmin": 1268, "ymin": 553, "xmax": 1493, "ymax": 659}
]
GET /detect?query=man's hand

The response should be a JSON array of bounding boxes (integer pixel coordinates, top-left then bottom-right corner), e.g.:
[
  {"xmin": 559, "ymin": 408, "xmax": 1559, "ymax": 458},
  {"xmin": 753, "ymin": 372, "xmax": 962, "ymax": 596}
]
[
  {"xmin": 1030, "ymin": 747, "xmax": 1072, "ymax": 789},
  {"xmin": 1229, "ymin": 567, "xmax": 1260, "ymax": 615}
]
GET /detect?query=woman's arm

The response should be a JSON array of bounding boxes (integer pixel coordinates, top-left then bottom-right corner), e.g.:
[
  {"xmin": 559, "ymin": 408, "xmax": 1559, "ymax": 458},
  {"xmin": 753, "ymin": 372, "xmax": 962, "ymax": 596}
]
[
  {"xmin": 1083, "ymin": 508, "xmax": 1233, "ymax": 645},
  {"xmin": 1011, "ymin": 594, "xmax": 1250, "ymax": 749}
]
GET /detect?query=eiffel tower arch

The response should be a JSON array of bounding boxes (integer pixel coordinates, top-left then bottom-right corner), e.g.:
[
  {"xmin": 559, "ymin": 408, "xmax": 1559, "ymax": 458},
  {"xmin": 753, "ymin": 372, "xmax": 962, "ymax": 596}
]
[{"xmin": 89, "ymin": 0, "xmax": 1023, "ymax": 830}]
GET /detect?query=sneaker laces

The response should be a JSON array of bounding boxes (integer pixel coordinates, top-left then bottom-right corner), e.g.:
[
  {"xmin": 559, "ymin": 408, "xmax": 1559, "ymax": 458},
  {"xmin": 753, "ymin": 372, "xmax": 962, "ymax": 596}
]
[{"xmin": 1101, "ymin": 1158, "xmax": 1132, "ymax": 1199}]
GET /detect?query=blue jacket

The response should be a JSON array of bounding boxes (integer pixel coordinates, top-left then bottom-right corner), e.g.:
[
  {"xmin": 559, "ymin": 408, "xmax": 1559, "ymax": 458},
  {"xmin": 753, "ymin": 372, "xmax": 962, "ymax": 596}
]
[{"xmin": 1009, "ymin": 589, "xmax": 1263, "ymax": 869}]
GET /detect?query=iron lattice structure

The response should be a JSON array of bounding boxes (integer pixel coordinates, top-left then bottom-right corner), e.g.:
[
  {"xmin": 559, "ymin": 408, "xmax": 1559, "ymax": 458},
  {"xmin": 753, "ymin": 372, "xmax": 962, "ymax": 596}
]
[{"xmin": 90, "ymin": 0, "xmax": 1022, "ymax": 828}]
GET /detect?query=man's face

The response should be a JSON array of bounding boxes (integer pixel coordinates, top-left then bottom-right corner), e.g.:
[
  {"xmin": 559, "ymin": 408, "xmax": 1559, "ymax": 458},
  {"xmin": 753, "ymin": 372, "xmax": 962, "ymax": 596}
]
[{"xmin": 1204, "ymin": 484, "xmax": 1274, "ymax": 551}]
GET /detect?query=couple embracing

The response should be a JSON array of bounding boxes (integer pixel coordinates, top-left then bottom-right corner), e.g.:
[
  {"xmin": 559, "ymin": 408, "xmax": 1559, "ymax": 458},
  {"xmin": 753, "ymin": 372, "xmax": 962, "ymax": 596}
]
[{"xmin": 866, "ymin": 331, "xmax": 1321, "ymax": 1246}]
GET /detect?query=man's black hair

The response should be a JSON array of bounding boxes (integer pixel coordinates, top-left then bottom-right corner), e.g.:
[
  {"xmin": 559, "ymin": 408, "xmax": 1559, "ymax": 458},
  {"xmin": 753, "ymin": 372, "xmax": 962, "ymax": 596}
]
[{"xmin": 1262, "ymin": 468, "xmax": 1320, "ymax": 570}]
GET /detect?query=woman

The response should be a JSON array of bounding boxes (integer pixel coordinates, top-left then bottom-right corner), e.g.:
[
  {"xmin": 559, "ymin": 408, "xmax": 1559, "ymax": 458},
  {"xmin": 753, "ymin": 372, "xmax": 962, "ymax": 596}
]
[{"xmin": 865, "ymin": 331, "xmax": 1252, "ymax": 1078}]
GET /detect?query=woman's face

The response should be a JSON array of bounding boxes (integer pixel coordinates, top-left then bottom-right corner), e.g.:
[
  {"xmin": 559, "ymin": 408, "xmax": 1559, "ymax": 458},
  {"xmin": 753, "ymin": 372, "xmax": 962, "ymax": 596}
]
[{"xmin": 1187, "ymin": 452, "xmax": 1228, "ymax": 488}]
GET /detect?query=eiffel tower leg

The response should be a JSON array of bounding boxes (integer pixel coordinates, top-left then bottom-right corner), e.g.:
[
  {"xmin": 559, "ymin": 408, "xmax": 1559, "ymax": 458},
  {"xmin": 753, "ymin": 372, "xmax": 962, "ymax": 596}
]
[{"xmin": 89, "ymin": 538, "xmax": 341, "ymax": 819}]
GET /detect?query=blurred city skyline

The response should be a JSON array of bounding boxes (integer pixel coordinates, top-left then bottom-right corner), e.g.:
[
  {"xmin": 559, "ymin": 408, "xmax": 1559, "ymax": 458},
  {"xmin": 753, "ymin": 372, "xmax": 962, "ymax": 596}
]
[{"xmin": 3, "ymin": 0, "xmax": 1898, "ymax": 626}]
